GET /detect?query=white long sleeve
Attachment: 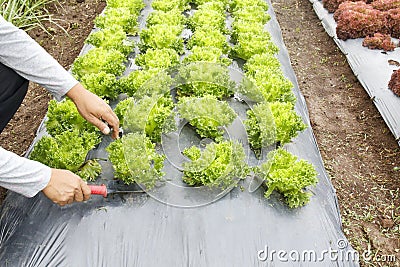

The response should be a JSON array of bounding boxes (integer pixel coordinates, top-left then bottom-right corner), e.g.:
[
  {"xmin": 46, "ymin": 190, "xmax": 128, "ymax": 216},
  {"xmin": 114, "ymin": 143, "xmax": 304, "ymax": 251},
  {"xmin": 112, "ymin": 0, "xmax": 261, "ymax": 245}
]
[{"xmin": 0, "ymin": 147, "xmax": 51, "ymax": 197}]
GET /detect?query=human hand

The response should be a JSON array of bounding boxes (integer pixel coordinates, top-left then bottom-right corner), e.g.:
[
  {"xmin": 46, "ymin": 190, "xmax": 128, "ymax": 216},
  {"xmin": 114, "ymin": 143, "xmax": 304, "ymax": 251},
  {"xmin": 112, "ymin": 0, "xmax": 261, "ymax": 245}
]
[
  {"xmin": 66, "ymin": 83, "xmax": 120, "ymax": 139},
  {"xmin": 42, "ymin": 169, "xmax": 91, "ymax": 206}
]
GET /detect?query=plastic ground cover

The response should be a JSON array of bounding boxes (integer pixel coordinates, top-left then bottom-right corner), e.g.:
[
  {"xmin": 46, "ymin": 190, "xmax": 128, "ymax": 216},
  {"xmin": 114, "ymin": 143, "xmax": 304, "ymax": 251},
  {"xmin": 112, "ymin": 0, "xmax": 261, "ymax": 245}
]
[
  {"xmin": 310, "ymin": 0, "xmax": 400, "ymax": 147},
  {"xmin": 0, "ymin": 1, "xmax": 359, "ymax": 266}
]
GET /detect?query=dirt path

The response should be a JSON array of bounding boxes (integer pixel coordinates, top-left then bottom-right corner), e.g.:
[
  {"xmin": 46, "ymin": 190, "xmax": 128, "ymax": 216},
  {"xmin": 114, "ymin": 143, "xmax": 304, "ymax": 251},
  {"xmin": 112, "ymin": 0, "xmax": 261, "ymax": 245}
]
[{"xmin": 272, "ymin": 0, "xmax": 400, "ymax": 264}]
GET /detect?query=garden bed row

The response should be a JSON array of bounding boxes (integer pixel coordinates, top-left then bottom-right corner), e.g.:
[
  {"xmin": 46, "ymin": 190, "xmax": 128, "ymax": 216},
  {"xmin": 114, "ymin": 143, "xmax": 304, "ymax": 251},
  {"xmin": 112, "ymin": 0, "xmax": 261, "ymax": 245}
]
[
  {"xmin": 29, "ymin": 0, "xmax": 321, "ymax": 208},
  {"xmin": 312, "ymin": 0, "xmax": 400, "ymax": 146}
]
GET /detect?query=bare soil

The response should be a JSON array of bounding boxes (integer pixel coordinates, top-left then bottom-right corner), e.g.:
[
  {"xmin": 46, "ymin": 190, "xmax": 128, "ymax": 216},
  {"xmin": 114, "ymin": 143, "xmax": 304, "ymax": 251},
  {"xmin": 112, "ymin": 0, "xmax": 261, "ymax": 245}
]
[{"xmin": 0, "ymin": 0, "xmax": 399, "ymax": 265}]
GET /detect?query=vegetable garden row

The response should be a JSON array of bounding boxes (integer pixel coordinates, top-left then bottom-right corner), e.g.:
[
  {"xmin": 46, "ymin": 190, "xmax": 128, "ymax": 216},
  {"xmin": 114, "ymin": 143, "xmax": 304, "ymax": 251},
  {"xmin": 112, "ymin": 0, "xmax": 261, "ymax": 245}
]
[
  {"xmin": 311, "ymin": 0, "xmax": 400, "ymax": 145},
  {"xmin": 30, "ymin": 0, "xmax": 319, "ymax": 208}
]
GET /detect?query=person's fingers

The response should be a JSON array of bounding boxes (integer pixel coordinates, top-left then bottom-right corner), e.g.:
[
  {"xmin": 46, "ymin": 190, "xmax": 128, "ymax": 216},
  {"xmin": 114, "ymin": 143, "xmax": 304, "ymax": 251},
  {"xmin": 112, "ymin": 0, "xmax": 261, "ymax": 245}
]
[
  {"xmin": 100, "ymin": 109, "xmax": 120, "ymax": 139},
  {"xmin": 61, "ymin": 191, "xmax": 75, "ymax": 205},
  {"xmin": 80, "ymin": 180, "xmax": 91, "ymax": 201},
  {"xmin": 43, "ymin": 169, "xmax": 88, "ymax": 206},
  {"xmin": 74, "ymin": 186, "xmax": 84, "ymax": 202},
  {"xmin": 56, "ymin": 198, "xmax": 71, "ymax": 206},
  {"xmin": 88, "ymin": 115, "xmax": 111, "ymax": 135}
]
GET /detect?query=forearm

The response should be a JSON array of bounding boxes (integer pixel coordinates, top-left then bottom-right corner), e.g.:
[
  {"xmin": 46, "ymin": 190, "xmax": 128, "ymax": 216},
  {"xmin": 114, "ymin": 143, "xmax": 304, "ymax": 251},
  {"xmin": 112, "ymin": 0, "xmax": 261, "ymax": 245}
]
[
  {"xmin": 0, "ymin": 147, "xmax": 50, "ymax": 197},
  {"xmin": 0, "ymin": 16, "xmax": 78, "ymax": 100}
]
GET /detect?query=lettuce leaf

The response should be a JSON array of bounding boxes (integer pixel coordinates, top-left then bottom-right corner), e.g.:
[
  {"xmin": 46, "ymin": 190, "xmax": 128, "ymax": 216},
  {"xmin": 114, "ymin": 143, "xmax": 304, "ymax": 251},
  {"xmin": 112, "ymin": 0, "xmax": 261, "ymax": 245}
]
[
  {"xmin": 183, "ymin": 141, "xmax": 249, "ymax": 189},
  {"xmin": 187, "ymin": 28, "xmax": 230, "ymax": 53},
  {"xmin": 244, "ymin": 53, "xmax": 282, "ymax": 76},
  {"xmin": 270, "ymin": 102, "xmax": 307, "ymax": 145},
  {"xmin": 106, "ymin": 133, "xmax": 165, "ymax": 188},
  {"xmin": 30, "ymin": 130, "xmax": 101, "ymax": 179},
  {"xmin": 188, "ymin": 8, "xmax": 226, "ymax": 32},
  {"xmin": 86, "ymin": 25, "xmax": 134, "ymax": 56},
  {"xmin": 45, "ymin": 99, "xmax": 98, "ymax": 136},
  {"xmin": 245, "ymin": 102, "xmax": 276, "ymax": 157},
  {"xmin": 95, "ymin": 7, "xmax": 139, "ymax": 35},
  {"xmin": 233, "ymin": 32, "xmax": 279, "ymax": 60},
  {"xmin": 135, "ymin": 48, "xmax": 180, "ymax": 70},
  {"xmin": 139, "ymin": 24, "xmax": 185, "ymax": 54},
  {"xmin": 183, "ymin": 46, "xmax": 232, "ymax": 66},
  {"xmin": 151, "ymin": 0, "xmax": 190, "ymax": 12},
  {"xmin": 124, "ymin": 95, "xmax": 175, "ymax": 142},
  {"xmin": 258, "ymin": 148, "xmax": 318, "ymax": 208},
  {"xmin": 178, "ymin": 96, "xmax": 237, "ymax": 141},
  {"xmin": 106, "ymin": 0, "xmax": 145, "ymax": 15},
  {"xmin": 176, "ymin": 63, "xmax": 235, "ymax": 99},
  {"xmin": 118, "ymin": 69, "xmax": 173, "ymax": 97},
  {"xmin": 72, "ymin": 47, "xmax": 126, "ymax": 80},
  {"xmin": 114, "ymin": 97, "xmax": 135, "ymax": 127},
  {"xmin": 80, "ymin": 71, "xmax": 119, "ymax": 100},
  {"xmin": 250, "ymin": 70, "xmax": 296, "ymax": 104},
  {"xmin": 232, "ymin": 6, "xmax": 270, "ymax": 24},
  {"xmin": 230, "ymin": 0, "xmax": 268, "ymax": 12},
  {"xmin": 146, "ymin": 9, "xmax": 187, "ymax": 26}
]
